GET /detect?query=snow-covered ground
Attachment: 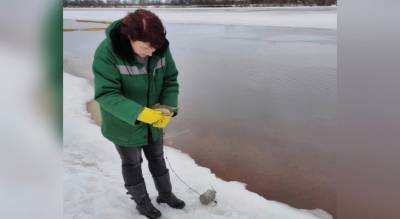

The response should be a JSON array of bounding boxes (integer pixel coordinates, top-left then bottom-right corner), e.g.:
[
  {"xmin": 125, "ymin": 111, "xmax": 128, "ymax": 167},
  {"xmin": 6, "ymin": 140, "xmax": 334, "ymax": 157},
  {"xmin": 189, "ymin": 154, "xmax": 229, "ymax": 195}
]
[
  {"xmin": 63, "ymin": 6, "xmax": 337, "ymax": 29},
  {"xmin": 0, "ymin": 44, "xmax": 61, "ymax": 219},
  {"xmin": 63, "ymin": 72, "xmax": 332, "ymax": 219}
]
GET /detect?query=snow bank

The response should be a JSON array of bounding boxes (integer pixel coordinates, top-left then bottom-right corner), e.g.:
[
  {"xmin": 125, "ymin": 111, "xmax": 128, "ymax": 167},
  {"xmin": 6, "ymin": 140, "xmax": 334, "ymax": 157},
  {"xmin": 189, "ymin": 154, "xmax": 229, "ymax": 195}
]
[
  {"xmin": 0, "ymin": 44, "xmax": 60, "ymax": 219},
  {"xmin": 63, "ymin": 7, "xmax": 337, "ymax": 29},
  {"xmin": 63, "ymin": 72, "xmax": 332, "ymax": 219}
]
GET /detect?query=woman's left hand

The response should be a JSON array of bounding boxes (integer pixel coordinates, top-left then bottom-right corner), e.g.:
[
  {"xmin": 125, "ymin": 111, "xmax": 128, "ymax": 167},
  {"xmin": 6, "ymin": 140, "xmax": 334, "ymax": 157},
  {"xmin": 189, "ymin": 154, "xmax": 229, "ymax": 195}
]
[
  {"xmin": 152, "ymin": 104, "xmax": 175, "ymax": 116},
  {"xmin": 152, "ymin": 114, "xmax": 172, "ymax": 128}
]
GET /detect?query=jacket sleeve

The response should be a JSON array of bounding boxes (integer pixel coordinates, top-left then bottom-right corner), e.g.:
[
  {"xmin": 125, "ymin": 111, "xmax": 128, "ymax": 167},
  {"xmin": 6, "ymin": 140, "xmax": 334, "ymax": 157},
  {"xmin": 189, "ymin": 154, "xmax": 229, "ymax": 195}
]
[
  {"xmin": 160, "ymin": 48, "xmax": 180, "ymax": 114},
  {"xmin": 93, "ymin": 51, "xmax": 144, "ymax": 125}
]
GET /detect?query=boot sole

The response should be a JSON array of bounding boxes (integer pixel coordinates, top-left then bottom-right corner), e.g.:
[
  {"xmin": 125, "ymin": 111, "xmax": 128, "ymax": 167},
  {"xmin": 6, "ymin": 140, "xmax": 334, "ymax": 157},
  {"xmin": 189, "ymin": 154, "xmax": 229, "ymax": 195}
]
[
  {"xmin": 156, "ymin": 198, "xmax": 185, "ymax": 209},
  {"xmin": 138, "ymin": 211, "xmax": 161, "ymax": 219},
  {"xmin": 136, "ymin": 207, "xmax": 161, "ymax": 219}
]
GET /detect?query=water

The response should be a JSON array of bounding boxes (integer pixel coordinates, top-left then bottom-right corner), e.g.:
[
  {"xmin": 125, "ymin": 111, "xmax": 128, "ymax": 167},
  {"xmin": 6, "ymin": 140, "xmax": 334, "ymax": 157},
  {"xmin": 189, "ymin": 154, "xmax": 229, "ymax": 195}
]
[{"xmin": 64, "ymin": 18, "xmax": 337, "ymax": 215}]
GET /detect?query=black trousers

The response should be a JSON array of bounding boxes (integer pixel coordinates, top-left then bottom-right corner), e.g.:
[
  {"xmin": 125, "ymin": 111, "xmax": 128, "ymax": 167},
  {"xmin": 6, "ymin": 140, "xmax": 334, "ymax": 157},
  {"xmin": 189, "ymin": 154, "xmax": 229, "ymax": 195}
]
[{"xmin": 115, "ymin": 133, "xmax": 168, "ymax": 187}]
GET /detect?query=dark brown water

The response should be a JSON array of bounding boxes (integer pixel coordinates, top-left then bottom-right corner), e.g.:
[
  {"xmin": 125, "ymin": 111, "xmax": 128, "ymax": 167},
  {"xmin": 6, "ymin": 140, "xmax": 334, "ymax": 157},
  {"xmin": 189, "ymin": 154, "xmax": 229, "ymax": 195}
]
[
  {"xmin": 164, "ymin": 24, "xmax": 336, "ymax": 215},
  {"xmin": 65, "ymin": 18, "xmax": 337, "ymax": 216}
]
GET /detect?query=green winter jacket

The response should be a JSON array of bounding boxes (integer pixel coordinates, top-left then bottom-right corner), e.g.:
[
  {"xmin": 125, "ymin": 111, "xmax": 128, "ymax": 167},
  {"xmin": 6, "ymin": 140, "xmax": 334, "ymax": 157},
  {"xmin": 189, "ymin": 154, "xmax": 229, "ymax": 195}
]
[{"xmin": 92, "ymin": 20, "xmax": 179, "ymax": 146}]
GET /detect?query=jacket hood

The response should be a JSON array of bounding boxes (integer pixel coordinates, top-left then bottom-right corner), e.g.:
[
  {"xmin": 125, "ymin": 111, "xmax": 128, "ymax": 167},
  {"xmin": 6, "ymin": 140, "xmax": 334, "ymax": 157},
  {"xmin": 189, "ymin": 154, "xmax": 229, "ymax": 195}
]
[
  {"xmin": 105, "ymin": 19, "xmax": 121, "ymax": 38},
  {"xmin": 106, "ymin": 19, "xmax": 169, "ymax": 61}
]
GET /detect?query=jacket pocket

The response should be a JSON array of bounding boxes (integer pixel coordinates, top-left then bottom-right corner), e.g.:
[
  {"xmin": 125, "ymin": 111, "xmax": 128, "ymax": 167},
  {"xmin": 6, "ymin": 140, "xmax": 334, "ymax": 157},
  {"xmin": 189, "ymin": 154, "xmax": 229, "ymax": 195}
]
[{"xmin": 101, "ymin": 111, "xmax": 136, "ymax": 143}]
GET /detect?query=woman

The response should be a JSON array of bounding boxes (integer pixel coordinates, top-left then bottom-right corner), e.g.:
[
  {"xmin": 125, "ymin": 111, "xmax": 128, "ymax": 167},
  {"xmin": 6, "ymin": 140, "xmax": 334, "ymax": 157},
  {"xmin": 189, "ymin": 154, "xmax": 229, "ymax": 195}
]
[{"xmin": 92, "ymin": 9, "xmax": 185, "ymax": 219}]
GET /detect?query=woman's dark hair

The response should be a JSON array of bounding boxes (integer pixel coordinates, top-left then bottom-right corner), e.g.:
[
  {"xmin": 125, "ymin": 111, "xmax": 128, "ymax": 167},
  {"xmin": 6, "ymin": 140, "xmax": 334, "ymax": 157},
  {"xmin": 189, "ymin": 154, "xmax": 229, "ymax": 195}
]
[
  {"xmin": 121, "ymin": 9, "xmax": 166, "ymax": 49},
  {"xmin": 111, "ymin": 9, "xmax": 167, "ymax": 61}
]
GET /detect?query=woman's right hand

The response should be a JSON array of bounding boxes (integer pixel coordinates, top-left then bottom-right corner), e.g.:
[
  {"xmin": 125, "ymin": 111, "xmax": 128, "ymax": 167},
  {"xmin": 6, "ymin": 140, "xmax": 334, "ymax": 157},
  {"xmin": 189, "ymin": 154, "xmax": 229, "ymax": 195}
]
[{"xmin": 137, "ymin": 107, "xmax": 164, "ymax": 124}]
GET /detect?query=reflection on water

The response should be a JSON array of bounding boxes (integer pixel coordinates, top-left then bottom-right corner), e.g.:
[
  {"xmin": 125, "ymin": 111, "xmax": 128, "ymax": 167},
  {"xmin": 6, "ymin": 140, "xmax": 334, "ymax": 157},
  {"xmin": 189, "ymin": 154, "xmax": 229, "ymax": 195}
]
[{"xmin": 64, "ymin": 19, "xmax": 337, "ymax": 215}]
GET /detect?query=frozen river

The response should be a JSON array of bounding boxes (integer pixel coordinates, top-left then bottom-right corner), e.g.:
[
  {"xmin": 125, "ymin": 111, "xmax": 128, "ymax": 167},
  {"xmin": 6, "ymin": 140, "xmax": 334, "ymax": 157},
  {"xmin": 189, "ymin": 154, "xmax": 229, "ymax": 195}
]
[{"xmin": 64, "ymin": 7, "xmax": 337, "ymax": 216}]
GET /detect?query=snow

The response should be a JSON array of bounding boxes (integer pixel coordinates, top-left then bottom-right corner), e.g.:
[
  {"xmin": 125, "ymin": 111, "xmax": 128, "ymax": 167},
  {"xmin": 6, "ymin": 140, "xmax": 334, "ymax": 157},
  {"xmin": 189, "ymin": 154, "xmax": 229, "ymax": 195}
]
[
  {"xmin": 0, "ymin": 44, "xmax": 61, "ymax": 219},
  {"xmin": 63, "ymin": 72, "xmax": 332, "ymax": 219},
  {"xmin": 63, "ymin": 7, "xmax": 337, "ymax": 29}
]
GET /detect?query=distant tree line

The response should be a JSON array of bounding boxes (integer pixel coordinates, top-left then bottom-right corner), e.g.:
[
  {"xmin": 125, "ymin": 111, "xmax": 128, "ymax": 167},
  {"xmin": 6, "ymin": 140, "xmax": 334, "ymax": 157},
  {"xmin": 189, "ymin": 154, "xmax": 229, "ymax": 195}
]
[{"xmin": 63, "ymin": 0, "xmax": 337, "ymax": 8}]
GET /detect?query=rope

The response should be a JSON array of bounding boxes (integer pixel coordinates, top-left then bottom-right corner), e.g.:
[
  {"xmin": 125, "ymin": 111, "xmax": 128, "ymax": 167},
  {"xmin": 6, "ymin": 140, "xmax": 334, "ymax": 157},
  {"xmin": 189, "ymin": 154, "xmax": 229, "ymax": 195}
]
[
  {"xmin": 164, "ymin": 147, "xmax": 217, "ymax": 206},
  {"xmin": 165, "ymin": 153, "xmax": 201, "ymax": 196}
]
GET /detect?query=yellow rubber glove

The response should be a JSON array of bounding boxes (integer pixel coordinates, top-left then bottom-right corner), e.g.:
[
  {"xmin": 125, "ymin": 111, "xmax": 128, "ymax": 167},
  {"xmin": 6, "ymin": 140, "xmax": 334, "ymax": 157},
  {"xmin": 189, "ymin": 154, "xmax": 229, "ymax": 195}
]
[
  {"xmin": 137, "ymin": 107, "xmax": 163, "ymax": 124},
  {"xmin": 153, "ymin": 114, "xmax": 172, "ymax": 128}
]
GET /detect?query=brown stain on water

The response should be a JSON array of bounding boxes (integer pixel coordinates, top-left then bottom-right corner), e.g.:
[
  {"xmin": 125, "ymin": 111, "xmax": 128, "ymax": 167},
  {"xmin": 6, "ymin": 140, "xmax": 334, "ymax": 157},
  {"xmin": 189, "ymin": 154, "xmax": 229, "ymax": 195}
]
[{"xmin": 86, "ymin": 100, "xmax": 336, "ymax": 216}]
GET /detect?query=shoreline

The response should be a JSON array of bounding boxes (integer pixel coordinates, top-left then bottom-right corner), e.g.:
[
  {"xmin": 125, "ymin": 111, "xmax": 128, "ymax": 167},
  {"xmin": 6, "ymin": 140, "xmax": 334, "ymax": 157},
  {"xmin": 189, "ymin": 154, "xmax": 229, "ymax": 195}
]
[
  {"xmin": 65, "ymin": 72, "xmax": 333, "ymax": 219},
  {"xmin": 65, "ymin": 60, "xmax": 336, "ymax": 214}
]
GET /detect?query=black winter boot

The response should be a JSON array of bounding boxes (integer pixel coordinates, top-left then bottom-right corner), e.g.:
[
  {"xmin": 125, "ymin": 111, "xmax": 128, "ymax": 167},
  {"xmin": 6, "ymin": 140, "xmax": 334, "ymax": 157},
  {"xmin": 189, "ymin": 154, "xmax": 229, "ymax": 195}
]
[
  {"xmin": 153, "ymin": 171, "xmax": 185, "ymax": 209},
  {"xmin": 126, "ymin": 181, "xmax": 162, "ymax": 219}
]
